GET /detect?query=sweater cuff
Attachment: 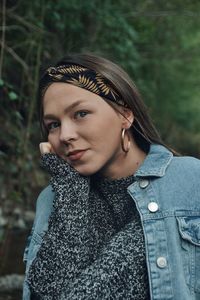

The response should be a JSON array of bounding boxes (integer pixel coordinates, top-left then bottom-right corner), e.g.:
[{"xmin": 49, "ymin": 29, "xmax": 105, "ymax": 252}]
[{"xmin": 41, "ymin": 153, "xmax": 79, "ymax": 177}]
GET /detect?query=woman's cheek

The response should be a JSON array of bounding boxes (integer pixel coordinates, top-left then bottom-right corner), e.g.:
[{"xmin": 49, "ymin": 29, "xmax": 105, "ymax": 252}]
[{"xmin": 48, "ymin": 136, "xmax": 59, "ymax": 154}]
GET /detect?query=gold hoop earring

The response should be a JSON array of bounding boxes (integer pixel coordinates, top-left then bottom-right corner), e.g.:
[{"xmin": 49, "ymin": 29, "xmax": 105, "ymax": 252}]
[{"xmin": 121, "ymin": 128, "xmax": 131, "ymax": 153}]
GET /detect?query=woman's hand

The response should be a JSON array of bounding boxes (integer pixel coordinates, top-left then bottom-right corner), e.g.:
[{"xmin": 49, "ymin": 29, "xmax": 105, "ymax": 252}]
[
  {"xmin": 39, "ymin": 142, "xmax": 55, "ymax": 154},
  {"xmin": 39, "ymin": 142, "xmax": 84, "ymax": 180}
]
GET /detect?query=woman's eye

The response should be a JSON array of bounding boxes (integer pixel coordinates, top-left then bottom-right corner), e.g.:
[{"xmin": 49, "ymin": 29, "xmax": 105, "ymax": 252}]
[
  {"xmin": 47, "ymin": 121, "xmax": 60, "ymax": 131},
  {"xmin": 74, "ymin": 111, "xmax": 89, "ymax": 119}
]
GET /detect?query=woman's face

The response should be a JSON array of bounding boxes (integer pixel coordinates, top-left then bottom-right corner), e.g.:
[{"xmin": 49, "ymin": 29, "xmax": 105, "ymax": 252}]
[{"xmin": 43, "ymin": 82, "xmax": 132, "ymax": 176}]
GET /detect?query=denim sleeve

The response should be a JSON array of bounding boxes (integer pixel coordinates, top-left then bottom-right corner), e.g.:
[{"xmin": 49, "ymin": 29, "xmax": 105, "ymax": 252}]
[{"xmin": 22, "ymin": 185, "xmax": 54, "ymax": 300}]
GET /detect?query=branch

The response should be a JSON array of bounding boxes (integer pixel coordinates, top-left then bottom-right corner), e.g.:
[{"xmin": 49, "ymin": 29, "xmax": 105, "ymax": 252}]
[
  {"xmin": 7, "ymin": 11, "xmax": 51, "ymax": 35},
  {"xmin": 0, "ymin": 0, "xmax": 6, "ymax": 78},
  {"xmin": 0, "ymin": 41, "xmax": 29, "ymax": 72},
  {"xmin": 0, "ymin": 25, "xmax": 28, "ymax": 34},
  {"xmin": 6, "ymin": 0, "xmax": 23, "ymax": 13},
  {"xmin": 123, "ymin": 10, "xmax": 200, "ymax": 18}
]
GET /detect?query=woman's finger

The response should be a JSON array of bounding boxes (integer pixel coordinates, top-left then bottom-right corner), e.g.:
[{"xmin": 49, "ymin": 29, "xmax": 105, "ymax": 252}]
[{"xmin": 39, "ymin": 142, "xmax": 54, "ymax": 154}]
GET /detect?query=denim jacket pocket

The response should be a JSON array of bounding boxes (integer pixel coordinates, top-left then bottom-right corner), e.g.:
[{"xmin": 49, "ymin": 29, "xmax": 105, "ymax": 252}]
[{"xmin": 176, "ymin": 212, "xmax": 200, "ymax": 293}]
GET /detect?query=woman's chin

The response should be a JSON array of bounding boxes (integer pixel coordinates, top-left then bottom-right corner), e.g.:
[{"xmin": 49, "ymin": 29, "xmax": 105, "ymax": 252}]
[
  {"xmin": 74, "ymin": 168, "xmax": 95, "ymax": 177},
  {"xmin": 73, "ymin": 164, "xmax": 100, "ymax": 177}
]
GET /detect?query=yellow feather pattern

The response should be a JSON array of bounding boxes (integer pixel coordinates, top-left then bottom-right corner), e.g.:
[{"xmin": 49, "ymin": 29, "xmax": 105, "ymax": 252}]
[{"xmin": 57, "ymin": 65, "xmax": 87, "ymax": 74}]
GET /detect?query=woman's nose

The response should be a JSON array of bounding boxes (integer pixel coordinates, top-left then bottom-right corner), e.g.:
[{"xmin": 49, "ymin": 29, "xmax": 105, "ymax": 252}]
[{"xmin": 59, "ymin": 123, "xmax": 78, "ymax": 143}]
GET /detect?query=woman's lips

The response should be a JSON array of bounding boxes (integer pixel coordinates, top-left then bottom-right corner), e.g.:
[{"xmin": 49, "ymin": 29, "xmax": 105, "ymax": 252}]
[{"xmin": 67, "ymin": 150, "xmax": 87, "ymax": 161}]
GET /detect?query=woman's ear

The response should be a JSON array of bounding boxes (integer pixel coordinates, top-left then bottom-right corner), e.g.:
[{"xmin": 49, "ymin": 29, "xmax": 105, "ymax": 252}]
[{"xmin": 121, "ymin": 108, "xmax": 134, "ymax": 129}]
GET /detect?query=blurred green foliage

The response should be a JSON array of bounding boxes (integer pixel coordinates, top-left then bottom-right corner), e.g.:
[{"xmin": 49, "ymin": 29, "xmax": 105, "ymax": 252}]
[{"xmin": 1, "ymin": 0, "xmax": 200, "ymax": 209}]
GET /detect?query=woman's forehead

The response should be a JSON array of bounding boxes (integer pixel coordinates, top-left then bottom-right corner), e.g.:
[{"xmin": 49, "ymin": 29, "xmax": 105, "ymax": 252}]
[{"xmin": 43, "ymin": 82, "xmax": 115, "ymax": 114}]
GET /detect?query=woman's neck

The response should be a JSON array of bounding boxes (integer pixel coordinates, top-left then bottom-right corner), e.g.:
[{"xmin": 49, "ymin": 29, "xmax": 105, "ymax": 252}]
[{"xmin": 99, "ymin": 139, "xmax": 147, "ymax": 180}]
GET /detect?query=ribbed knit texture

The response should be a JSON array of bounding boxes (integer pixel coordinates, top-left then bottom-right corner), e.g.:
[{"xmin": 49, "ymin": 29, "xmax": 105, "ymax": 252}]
[{"xmin": 27, "ymin": 154, "xmax": 150, "ymax": 299}]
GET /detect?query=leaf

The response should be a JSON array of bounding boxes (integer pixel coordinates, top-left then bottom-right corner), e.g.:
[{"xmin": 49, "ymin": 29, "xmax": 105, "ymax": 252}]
[
  {"xmin": 0, "ymin": 150, "xmax": 7, "ymax": 157},
  {"xmin": 0, "ymin": 79, "xmax": 4, "ymax": 87},
  {"xmin": 53, "ymin": 12, "xmax": 61, "ymax": 21},
  {"xmin": 15, "ymin": 111, "xmax": 23, "ymax": 121},
  {"xmin": 8, "ymin": 91, "xmax": 18, "ymax": 101}
]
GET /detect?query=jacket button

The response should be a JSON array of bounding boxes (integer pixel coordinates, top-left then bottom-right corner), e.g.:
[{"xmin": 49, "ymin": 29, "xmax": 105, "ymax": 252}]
[
  {"xmin": 139, "ymin": 179, "xmax": 149, "ymax": 188},
  {"xmin": 148, "ymin": 202, "xmax": 159, "ymax": 212},
  {"xmin": 157, "ymin": 257, "xmax": 167, "ymax": 268}
]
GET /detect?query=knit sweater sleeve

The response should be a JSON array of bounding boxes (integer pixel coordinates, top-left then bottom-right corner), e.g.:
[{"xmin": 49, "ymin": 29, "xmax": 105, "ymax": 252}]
[
  {"xmin": 60, "ymin": 220, "xmax": 149, "ymax": 300},
  {"xmin": 27, "ymin": 154, "xmax": 92, "ymax": 298}
]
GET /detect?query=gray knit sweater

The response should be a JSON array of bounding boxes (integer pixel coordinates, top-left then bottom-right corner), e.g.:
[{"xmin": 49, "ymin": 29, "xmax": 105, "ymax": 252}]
[{"xmin": 27, "ymin": 154, "xmax": 150, "ymax": 299}]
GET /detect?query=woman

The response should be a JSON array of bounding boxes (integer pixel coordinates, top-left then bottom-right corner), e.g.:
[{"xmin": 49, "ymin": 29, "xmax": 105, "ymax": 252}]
[{"xmin": 23, "ymin": 53, "xmax": 200, "ymax": 300}]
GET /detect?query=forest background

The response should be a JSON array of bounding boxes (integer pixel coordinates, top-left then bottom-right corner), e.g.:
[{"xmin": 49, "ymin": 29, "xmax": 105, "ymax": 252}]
[{"xmin": 0, "ymin": 0, "xmax": 200, "ymax": 295}]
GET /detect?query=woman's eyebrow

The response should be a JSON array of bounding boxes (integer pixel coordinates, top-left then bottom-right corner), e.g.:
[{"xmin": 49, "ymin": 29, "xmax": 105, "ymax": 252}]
[{"xmin": 43, "ymin": 99, "xmax": 86, "ymax": 120}]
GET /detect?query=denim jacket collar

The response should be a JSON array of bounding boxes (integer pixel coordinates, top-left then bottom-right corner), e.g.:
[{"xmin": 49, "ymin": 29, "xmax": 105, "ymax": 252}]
[{"xmin": 134, "ymin": 144, "xmax": 173, "ymax": 178}]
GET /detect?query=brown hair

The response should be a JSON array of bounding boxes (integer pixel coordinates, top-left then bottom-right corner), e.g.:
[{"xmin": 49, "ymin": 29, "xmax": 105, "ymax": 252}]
[{"xmin": 38, "ymin": 52, "xmax": 171, "ymax": 154}]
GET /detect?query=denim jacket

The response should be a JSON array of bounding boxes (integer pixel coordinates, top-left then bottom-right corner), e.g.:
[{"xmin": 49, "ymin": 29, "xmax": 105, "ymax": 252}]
[{"xmin": 23, "ymin": 144, "xmax": 200, "ymax": 300}]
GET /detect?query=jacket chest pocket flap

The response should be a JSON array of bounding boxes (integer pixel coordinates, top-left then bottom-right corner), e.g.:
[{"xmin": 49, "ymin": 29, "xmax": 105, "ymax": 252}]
[{"xmin": 176, "ymin": 213, "xmax": 200, "ymax": 293}]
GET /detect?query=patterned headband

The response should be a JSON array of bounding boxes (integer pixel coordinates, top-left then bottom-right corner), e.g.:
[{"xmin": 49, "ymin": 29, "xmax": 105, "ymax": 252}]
[{"xmin": 40, "ymin": 64, "xmax": 126, "ymax": 107}]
